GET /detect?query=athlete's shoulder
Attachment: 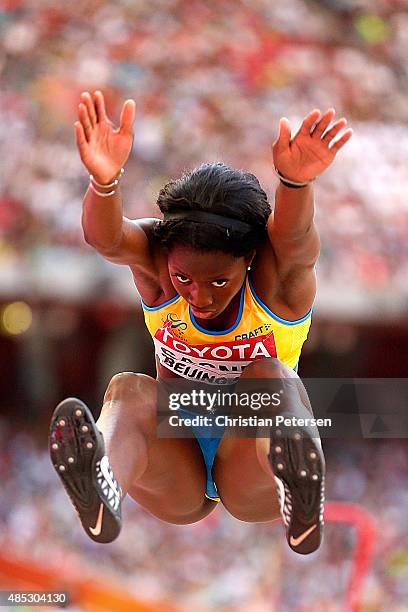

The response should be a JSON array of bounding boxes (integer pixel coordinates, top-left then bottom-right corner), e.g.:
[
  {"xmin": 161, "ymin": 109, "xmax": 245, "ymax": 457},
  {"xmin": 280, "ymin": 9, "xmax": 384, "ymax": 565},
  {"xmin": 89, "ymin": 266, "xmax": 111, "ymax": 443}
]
[
  {"xmin": 131, "ymin": 217, "xmax": 160, "ymax": 237},
  {"xmin": 127, "ymin": 218, "xmax": 176, "ymax": 307},
  {"xmin": 249, "ymin": 241, "xmax": 316, "ymax": 322}
]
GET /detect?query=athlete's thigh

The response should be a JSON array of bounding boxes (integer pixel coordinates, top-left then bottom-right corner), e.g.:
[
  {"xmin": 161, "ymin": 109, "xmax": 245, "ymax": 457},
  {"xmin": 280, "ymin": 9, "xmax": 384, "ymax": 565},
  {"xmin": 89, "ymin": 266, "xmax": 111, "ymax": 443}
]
[
  {"xmin": 103, "ymin": 372, "xmax": 216, "ymax": 523},
  {"xmin": 214, "ymin": 359, "xmax": 314, "ymax": 522},
  {"xmin": 213, "ymin": 433, "xmax": 280, "ymax": 523},
  {"xmin": 128, "ymin": 435, "xmax": 217, "ymax": 524}
]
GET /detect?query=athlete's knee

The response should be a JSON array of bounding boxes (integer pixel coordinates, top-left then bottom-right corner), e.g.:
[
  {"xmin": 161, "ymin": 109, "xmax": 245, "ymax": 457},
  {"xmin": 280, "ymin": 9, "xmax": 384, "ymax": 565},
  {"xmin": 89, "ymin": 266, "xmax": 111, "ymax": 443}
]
[
  {"xmin": 104, "ymin": 372, "xmax": 155, "ymax": 404},
  {"xmin": 102, "ymin": 372, "xmax": 157, "ymax": 434},
  {"xmin": 153, "ymin": 500, "xmax": 216, "ymax": 525},
  {"xmin": 241, "ymin": 358, "xmax": 297, "ymax": 380},
  {"xmin": 221, "ymin": 497, "xmax": 281, "ymax": 523}
]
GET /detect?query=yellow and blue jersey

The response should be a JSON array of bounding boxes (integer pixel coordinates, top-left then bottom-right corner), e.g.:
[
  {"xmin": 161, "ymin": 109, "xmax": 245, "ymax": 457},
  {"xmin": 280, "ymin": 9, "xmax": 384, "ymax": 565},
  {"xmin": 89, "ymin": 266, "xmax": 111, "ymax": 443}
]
[{"xmin": 142, "ymin": 273, "xmax": 312, "ymax": 384}]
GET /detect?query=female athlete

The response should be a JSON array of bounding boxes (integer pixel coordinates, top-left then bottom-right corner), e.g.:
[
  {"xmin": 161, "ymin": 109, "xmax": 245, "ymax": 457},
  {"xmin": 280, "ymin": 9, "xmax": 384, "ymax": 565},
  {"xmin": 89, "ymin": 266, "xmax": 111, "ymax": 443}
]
[{"xmin": 49, "ymin": 90, "xmax": 352, "ymax": 555}]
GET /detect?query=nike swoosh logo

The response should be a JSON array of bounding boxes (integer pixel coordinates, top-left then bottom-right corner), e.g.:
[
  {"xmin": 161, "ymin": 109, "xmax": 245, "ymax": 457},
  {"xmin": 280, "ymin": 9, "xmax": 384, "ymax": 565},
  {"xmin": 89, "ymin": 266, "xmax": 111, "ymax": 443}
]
[
  {"xmin": 89, "ymin": 503, "xmax": 104, "ymax": 536},
  {"xmin": 289, "ymin": 524, "xmax": 317, "ymax": 547}
]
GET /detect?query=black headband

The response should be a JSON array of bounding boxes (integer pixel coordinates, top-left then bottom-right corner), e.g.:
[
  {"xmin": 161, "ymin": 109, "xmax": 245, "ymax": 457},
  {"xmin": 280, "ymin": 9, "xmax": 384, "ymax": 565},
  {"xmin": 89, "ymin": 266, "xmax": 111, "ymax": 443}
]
[{"xmin": 163, "ymin": 210, "xmax": 253, "ymax": 233}]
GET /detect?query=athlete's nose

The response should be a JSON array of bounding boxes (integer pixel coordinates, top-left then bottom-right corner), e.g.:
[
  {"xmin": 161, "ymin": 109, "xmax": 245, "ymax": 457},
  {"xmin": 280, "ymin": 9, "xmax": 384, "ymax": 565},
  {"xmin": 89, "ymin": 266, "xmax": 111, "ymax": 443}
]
[{"xmin": 189, "ymin": 285, "xmax": 213, "ymax": 309}]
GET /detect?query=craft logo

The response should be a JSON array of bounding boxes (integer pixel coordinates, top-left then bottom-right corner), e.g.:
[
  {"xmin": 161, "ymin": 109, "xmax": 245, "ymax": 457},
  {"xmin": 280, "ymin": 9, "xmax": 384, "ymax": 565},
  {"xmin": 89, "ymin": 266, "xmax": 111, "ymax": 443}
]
[
  {"xmin": 234, "ymin": 323, "xmax": 273, "ymax": 341},
  {"xmin": 154, "ymin": 322, "xmax": 277, "ymax": 384}
]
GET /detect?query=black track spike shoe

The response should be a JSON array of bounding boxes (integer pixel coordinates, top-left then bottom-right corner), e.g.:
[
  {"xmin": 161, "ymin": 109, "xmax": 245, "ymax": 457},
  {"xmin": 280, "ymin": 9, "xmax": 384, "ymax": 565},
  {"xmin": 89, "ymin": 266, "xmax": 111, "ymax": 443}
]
[
  {"xmin": 269, "ymin": 421, "xmax": 325, "ymax": 555},
  {"xmin": 49, "ymin": 398, "xmax": 122, "ymax": 543}
]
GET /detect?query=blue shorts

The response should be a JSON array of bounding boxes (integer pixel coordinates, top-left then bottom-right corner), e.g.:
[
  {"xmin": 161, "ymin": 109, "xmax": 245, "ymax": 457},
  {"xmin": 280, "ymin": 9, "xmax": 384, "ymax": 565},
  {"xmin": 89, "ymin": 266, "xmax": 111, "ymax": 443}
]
[
  {"xmin": 178, "ymin": 407, "xmax": 225, "ymax": 501},
  {"xmin": 159, "ymin": 361, "xmax": 299, "ymax": 502},
  {"xmin": 158, "ymin": 377, "xmax": 226, "ymax": 501}
]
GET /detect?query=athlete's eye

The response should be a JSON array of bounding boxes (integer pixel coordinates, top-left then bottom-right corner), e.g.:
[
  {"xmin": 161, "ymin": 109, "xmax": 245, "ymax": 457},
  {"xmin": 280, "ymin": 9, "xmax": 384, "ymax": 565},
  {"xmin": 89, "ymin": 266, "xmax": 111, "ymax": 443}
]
[
  {"xmin": 211, "ymin": 280, "xmax": 228, "ymax": 288},
  {"xmin": 175, "ymin": 274, "xmax": 190, "ymax": 284}
]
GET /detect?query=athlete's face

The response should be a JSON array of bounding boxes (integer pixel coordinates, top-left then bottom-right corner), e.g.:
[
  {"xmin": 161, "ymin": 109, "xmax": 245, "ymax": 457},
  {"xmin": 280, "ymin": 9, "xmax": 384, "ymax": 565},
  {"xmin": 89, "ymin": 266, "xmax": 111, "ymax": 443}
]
[{"xmin": 168, "ymin": 245, "xmax": 251, "ymax": 320}]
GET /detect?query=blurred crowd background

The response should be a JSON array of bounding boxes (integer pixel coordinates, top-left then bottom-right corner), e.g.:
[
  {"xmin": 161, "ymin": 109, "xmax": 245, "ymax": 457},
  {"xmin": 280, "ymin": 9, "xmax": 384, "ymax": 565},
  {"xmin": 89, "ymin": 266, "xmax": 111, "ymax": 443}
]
[
  {"xmin": 1, "ymin": 0, "xmax": 408, "ymax": 315},
  {"xmin": 1, "ymin": 0, "xmax": 408, "ymax": 609}
]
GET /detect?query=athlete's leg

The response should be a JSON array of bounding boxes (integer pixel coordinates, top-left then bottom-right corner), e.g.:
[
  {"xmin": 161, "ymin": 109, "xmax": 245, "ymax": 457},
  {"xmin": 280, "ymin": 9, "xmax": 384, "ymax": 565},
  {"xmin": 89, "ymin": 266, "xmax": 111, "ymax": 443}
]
[
  {"xmin": 213, "ymin": 359, "xmax": 296, "ymax": 522},
  {"xmin": 50, "ymin": 372, "xmax": 217, "ymax": 543},
  {"xmin": 98, "ymin": 372, "xmax": 217, "ymax": 524},
  {"xmin": 213, "ymin": 358, "xmax": 325, "ymax": 554}
]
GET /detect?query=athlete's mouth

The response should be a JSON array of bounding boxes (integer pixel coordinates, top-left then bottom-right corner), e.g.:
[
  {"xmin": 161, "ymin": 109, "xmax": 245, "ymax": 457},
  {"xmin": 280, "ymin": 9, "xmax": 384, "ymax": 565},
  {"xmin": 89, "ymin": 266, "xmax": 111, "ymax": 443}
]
[{"xmin": 190, "ymin": 305, "xmax": 217, "ymax": 317}]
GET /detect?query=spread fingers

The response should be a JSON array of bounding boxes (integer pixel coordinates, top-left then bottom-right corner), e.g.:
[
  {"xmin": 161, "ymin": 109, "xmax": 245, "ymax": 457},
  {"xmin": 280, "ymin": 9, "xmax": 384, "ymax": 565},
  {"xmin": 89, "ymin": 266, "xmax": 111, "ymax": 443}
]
[
  {"xmin": 80, "ymin": 91, "xmax": 97, "ymax": 127},
  {"xmin": 322, "ymin": 118, "xmax": 348, "ymax": 144},
  {"xmin": 78, "ymin": 103, "xmax": 93, "ymax": 141}
]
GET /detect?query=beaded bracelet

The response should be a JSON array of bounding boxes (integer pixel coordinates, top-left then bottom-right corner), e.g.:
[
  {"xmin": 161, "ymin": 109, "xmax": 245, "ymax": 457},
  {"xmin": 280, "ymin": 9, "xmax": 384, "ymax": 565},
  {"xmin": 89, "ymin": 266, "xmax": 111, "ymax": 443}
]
[
  {"xmin": 88, "ymin": 168, "xmax": 124, "ymax": 197},
  {"xmin": 89, "ymin": 182, "xmax": 117, "ymax": 197}
]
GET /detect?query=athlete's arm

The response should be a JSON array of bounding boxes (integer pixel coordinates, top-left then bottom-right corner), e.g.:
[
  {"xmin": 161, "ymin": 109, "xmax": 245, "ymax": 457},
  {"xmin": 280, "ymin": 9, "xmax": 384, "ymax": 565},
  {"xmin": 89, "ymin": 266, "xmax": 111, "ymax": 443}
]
[
  {"xmin": 270, "ymin": 108, "xmax": 352, "ymax": 268},
  {"xmin": 82, "ymin": 184, "xmax": 153, "ymax": 268},
  {"xmin": 261, "ymin": 109, "xmax": 352, "ymax": 312},
  {"xmin": 269, "ymin": 182, "xmax": 319, "ymax": 270},
  {"xmin": 75, "ymin": 90, "xmax": 158, "ymax": 269}
]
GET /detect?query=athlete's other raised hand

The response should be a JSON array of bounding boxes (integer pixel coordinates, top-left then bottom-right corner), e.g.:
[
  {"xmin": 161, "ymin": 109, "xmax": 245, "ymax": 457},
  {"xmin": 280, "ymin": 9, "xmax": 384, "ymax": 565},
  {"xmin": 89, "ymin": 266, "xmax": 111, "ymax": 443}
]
[
  {"xmin": 272, "ymin": 108, "xmax": 353, "ymax": 183},
  {"xmin": 75, "ymin": 91, "xmax": 135, "ymax": 185}
]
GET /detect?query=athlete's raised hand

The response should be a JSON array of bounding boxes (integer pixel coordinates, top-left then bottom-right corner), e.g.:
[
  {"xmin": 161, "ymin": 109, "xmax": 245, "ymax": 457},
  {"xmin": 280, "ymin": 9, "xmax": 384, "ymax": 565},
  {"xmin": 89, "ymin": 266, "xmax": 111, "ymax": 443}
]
[
  {"xmin": 75, "ymin": 90, "xmax": 135, "ymax": 184},
  {"xmin": 272, "ymin": 108, "xmax": 353, "ymax": 183}
]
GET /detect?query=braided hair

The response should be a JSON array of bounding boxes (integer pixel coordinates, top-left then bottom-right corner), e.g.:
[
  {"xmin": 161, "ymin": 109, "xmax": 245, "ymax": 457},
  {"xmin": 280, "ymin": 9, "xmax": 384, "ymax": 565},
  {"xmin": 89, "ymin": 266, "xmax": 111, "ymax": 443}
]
[{"xmin": 153, "ymin": 162, "xmax": 271, "ymax": 257}]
